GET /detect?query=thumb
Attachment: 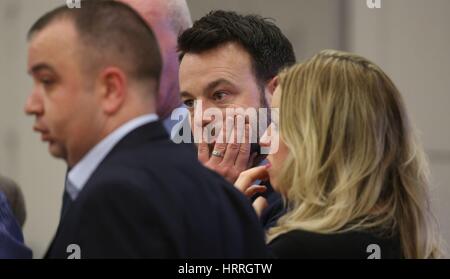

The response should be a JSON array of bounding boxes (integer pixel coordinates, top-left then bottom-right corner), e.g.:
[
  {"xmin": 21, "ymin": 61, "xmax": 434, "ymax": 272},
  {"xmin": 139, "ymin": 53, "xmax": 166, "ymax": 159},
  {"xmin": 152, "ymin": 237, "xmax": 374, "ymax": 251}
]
[
  {"xmin": 244, "ymin": 185, "xmax": 267, "ymax": 198},
  {"xmin": 252, "ymin": 196, "xmax": 268, "ymax": 217}
]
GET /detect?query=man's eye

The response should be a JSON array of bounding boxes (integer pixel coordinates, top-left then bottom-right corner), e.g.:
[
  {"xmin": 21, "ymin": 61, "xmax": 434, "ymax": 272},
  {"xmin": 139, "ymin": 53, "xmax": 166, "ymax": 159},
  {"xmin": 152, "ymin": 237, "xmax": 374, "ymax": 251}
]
[
  {"xmin": 183, "ymin": 99, "xmax": 195, "ymax": 108},
  {"xmin": 40, "ymin": 78, "xmax": 55, "ymax": 87},
  {"xmin": 212, "ymin": 91, "xmax": 228, "ymax": 101}
]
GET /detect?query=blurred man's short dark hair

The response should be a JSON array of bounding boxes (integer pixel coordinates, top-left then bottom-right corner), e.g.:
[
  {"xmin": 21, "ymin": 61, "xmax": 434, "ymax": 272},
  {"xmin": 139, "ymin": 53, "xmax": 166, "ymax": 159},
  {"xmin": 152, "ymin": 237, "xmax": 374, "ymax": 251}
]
[{"xmin": 28, "ymin": 0, "xmax": 162, "ymax": 89}]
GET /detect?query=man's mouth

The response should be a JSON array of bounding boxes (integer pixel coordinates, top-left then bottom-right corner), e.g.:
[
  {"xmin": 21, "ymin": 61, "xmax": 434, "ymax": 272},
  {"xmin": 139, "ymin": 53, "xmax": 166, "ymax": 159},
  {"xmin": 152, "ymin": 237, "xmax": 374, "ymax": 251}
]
[
  {"xmin": 33, "ymin": 125, "xmax": 52, "ymax": 142},
  {"xmin": 40, "ymin": 133, "xmax": 52, "ymax": 142}
]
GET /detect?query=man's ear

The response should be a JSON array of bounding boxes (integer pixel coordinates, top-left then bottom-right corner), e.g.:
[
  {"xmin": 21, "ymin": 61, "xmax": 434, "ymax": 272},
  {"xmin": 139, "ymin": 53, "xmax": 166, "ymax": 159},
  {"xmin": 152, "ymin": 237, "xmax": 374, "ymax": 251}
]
[
  {"xmin": 97, "ymin": 67, "xmax": 127, "ymax": 115},
  {"xmin": 264, "ymin": 76, "xmax": 279, "ymax": 106},
  {"xmin": 267, "ymin": 76, "xmax": 279, "ymax": 95}
]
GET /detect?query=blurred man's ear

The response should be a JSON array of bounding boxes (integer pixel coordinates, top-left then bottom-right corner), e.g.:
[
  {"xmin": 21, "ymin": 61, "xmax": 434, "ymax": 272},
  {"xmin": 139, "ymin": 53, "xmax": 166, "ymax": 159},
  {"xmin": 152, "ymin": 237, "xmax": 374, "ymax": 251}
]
[{"xmin": 98, "ymin": 67, "xmax": 127, "ymax": 115}]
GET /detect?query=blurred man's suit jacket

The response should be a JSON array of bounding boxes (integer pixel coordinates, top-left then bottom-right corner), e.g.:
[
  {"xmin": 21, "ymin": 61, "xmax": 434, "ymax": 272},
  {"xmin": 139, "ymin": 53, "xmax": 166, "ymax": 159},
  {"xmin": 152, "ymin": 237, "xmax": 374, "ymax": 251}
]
[
  {"xmin": 45, "ymin": 121, "xmax": 268, "ymax": 258},
  {"xmin": 0, "ymin": 175, "xmax": 26, "ymax": 227},
  {"xmin": 0, "ymin": 191, "xmax": 32, "ymax": 258}
]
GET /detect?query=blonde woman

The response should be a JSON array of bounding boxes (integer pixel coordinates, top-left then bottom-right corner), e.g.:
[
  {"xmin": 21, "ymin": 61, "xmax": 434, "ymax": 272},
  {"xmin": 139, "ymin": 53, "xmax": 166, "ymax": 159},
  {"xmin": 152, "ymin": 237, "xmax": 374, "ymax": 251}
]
[{"xmin": 235, "ymin": 50, "xmax": 442, "ymax": 259}]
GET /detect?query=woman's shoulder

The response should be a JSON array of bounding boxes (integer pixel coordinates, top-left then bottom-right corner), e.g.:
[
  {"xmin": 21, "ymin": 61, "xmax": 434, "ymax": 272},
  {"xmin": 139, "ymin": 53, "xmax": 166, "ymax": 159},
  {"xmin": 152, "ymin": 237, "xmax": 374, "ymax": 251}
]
[{"xmin": 268, "ymin": 228, "xmax": 402, "ymax": 259}]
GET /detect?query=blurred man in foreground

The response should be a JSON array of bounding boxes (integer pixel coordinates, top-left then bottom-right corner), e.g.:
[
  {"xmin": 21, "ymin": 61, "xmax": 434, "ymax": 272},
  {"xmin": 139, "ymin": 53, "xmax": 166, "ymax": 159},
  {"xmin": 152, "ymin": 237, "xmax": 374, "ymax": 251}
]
[{"xmin": 25, "ymin": 0, "xmax": 267, "ymax": 258}]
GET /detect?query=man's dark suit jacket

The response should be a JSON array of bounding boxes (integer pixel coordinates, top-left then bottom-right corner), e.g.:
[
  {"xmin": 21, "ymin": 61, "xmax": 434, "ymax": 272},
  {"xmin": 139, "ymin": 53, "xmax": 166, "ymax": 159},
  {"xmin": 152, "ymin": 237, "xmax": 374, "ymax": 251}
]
[
  {"xmin": 46, "ymin": 121, "xmax": 268, "ymax": 258},
  {"xmin": 0, "ymin": 175, "xmax": 26, "ymax": 227}
]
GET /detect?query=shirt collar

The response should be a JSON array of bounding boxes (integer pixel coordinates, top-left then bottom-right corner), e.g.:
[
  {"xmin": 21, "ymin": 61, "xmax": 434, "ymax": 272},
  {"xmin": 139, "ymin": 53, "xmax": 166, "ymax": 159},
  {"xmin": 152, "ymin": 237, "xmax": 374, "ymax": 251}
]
[{"xmin": 67, "ymin": 113, "xmax": 158, "ymax": 200}]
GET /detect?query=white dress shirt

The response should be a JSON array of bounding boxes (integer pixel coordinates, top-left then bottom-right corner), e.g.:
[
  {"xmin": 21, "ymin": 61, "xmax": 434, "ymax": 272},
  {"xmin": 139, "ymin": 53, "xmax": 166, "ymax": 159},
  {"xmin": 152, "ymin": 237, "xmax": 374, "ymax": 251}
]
[{"xmin": 66, "ymin": 113, "xmax": 158, "ymax": 200}]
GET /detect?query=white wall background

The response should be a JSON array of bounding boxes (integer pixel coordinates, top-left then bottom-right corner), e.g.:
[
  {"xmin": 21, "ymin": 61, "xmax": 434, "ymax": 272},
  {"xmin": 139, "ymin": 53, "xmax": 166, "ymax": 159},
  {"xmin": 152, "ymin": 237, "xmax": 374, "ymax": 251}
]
[
  {"xmin": 0, "ymin": 0, "xmax": 66, "ymax": 258},
  {"xmin": 346, "ymin": 0, "xmax": 450, "ymax": 254},
  {"xmin": 0, "ymin": 0, "xmax": 448, "ymax": 258}
]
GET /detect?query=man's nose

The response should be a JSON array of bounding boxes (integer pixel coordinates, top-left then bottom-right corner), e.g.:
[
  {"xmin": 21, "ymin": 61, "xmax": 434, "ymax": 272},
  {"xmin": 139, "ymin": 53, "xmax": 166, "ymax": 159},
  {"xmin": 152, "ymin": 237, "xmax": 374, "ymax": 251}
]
[
  {"xmin": 24, "ymin": 90, "xmax": 43, "ymax": 116},
  {"xmin": 192, "ymin": 100, "xmax": 218, "ymax": 128}
]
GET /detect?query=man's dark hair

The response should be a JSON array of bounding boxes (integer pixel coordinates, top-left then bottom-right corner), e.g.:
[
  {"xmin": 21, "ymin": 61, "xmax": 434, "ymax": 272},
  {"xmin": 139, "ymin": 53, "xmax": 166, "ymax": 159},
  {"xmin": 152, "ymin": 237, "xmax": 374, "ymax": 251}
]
[
  {"xmin": 28, "ymin": 0, "xmax": 161, "ymax": 88},
  {"xmin": 178, "ymin": 10, "xmax": 296, "ymax": 84}
]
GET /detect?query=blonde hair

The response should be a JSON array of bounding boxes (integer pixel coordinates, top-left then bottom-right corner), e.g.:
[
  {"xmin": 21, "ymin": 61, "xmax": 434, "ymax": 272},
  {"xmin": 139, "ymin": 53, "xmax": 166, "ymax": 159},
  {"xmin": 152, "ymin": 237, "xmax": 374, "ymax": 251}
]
[{"xmin": 267, "ymin": 49, "xmax": 442, "ymax": 258}]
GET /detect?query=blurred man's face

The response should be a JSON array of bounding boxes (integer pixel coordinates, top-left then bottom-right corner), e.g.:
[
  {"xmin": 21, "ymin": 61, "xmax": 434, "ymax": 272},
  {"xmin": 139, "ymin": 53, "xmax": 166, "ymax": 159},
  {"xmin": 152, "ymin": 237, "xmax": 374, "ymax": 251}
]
[
  {"xmin": 118, "ymin": 0, "xmax": 181, "ymax": 118},
  {"xmin": 179, "ymin": 42, "xmax": 265, "ymax": 144},
  {"xmin": 25, "ymin": 20, "xmax": 101, "ymax": 167}
]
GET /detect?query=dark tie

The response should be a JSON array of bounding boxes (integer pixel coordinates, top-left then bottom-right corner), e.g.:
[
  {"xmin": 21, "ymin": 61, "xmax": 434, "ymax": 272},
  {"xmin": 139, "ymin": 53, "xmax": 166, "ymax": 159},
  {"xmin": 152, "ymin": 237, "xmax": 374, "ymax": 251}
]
[{"xmin": 59, "ymin": 171, "xmax": 73, "ymax": 223}]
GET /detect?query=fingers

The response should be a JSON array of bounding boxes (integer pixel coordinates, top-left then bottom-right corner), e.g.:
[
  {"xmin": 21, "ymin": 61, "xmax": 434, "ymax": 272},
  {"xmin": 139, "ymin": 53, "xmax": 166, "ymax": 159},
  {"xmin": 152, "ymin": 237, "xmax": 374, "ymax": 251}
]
[
  {"xmin": 221, "ymin": 117, "xmax": 240, "ymax": 166},
  {"xmin": 209, "ymin": 128, "xmax": 227, "ymax": 165},
  {"xmin": 197, "ymin": 141, "xmax": 210, "ymax": 164},
  {"xmin": 220, "ymin": 142, "xmax": 240, "ymax": 170},
  {"xmin": 244, "ymin": 185, "xmax": 267, "ymax": 198},
  {"xmin": 234, "ymin": 124, "xmax": 251, "ymax": 170},
  {"xmin": 253, "ymin": 197, "xmax": 268, "ymax": 217},
  {"xmin": 234, "ymin": 165, "xmax": 269, "ymax": 192},
  {"xmin": 247, "ymin": 152, "xmax": 258, "ymax": 169},
  {"xmin": 198, "ymin": 115, "xmax": 255, "ymax": 184}
]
